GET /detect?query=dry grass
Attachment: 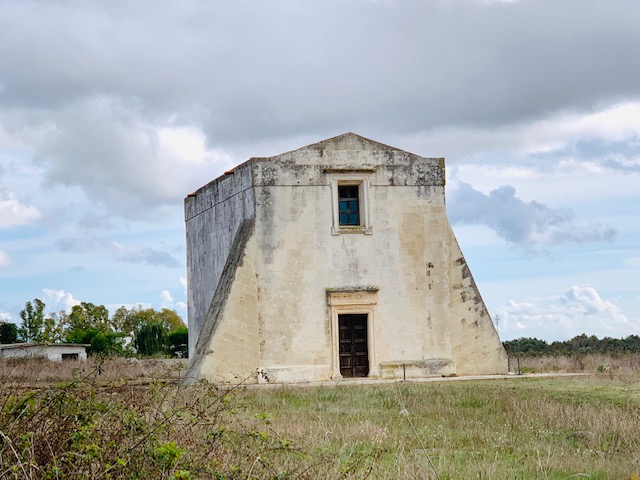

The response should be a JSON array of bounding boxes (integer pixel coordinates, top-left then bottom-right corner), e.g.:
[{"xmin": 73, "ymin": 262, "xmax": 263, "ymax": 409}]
[
  {"xmin": 1, "ymin": 355, "xmax": 639, "ymax": 479},
  {"xmin": 0, "ymin": 356, "xmax": 188, "ymax": 386},
  {"xmin": 242, "ymin": 375, "xmax": 640, "ymax": 479},
  {"xmin": 0, "ymin": 359, "xmax": 339, "ymax": 479},
  {"xmin": 514, "ymin": 353, "xmax": 640, "ymax": 377}
]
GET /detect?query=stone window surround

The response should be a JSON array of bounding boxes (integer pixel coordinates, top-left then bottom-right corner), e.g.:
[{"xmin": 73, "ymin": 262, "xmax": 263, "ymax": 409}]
[
  {"xmin": 328, "ymin": 172, "xmax": 373, "ymax": 235},
  {"xmin": 326, "ymin": 287, "xmax": 379, "ymax": 381}
]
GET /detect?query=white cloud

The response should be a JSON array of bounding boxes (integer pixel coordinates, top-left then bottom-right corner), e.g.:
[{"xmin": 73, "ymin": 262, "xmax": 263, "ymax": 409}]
[
  {"xmin": 0, "ymin": 312, "xmax": 12, "ymax": 322},
  {"xmin": 488, "ymin": 102, "xmax": 640, "ymax": 156},
  {"xmin": 548, "ymin": 103, "xmax": 640, "ymax": 152},
  {"xmin": 0, "ymin": 99, "xmax": 232, "ymax": 221},
  {"xmin": 77, "ymin": 211, "xmax": 115, "ymax": 229},
  {"xmin": 174, "ymin": 278, "xmax": 188, "ymax": 312},
  {"xmin": 11, "ymin": 97, "xmax": 233, "ymax": 219},
  {"xmin": 400, "ymin": 102, "xmax": 640, "ymax": 165},
  {"xmin": 455, "ymin": 0, "xmax": 521, "ymax": 4},
  {"xmin": 160, "ymin": 289, "xmax": 173, "ymax": 306},
  {"xmin": 496, "ymin": 285, "xmax": 639, "ymax": 341},
  {"xmin": 2, "ymin": 0, "xmax": 639, "ymax": 153},
  {"xmin": 0, "ymin": 189, "xmax": 41, "ymax": 228},
  {"xmin": 159, "ymin": 288, "xmax": 186, "ymax": 312},
  {"xmin": 157, "ymin": 126, "xmax": 229, "ymax": 167},
  {"xmin": 625, "ymin": 257, "xmax": 640, "ymax": 268},
  {"xmin": 42, "ymin": 288, "xmax": 81, "ymax": 312},
  {"xmin": 55, "ymin": 234, "xmax": 181, "ymax": 268},
  {"xmin": 450, "ymin": 153, "xmax": 640, "ymax": 214},
  {"xmin": 447, "ymin": 177, "xmax": 616, "ymax": 250},
  {"xmin": 0, "ymin": 250, "xmax": 10, "ymax": 269},
  {"xmin": 110, "ymin": 241, "xmax": 181, "ymax": 268}
]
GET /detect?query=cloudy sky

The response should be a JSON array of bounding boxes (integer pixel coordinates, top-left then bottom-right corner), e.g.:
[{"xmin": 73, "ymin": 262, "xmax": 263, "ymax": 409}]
[{"xmin": 1, "ymin": 0, "xmax": 639, "ymax": 342}]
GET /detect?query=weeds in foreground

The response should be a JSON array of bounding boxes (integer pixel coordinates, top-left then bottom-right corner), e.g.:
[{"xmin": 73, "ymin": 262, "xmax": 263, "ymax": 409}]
[
  {"xmin": 1, "ymin": 375, "xmax": 223, "ymax": 478},
  {"xmin": 1, "ymin": 357, "xmax": 639, "ymax": 479},
  {"xmin": 0, "ymin": 361, "xmax": 374, "ymax": 479}
]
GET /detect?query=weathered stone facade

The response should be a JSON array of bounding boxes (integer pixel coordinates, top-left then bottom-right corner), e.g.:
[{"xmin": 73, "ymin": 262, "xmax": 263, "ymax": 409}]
[{"xmin": 185, "ymin": 133, "xmax": 507, "ymax": 384}]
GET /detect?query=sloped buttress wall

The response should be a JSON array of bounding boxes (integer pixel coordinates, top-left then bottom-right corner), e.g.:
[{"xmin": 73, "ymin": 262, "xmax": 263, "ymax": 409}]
[
  {"xmin": 184, "ymin": 220, "xmax": 260, "ymax": 383},
  {"xmin": 447, "ymin": 224, "xmax": 508, "ymax": 374}
]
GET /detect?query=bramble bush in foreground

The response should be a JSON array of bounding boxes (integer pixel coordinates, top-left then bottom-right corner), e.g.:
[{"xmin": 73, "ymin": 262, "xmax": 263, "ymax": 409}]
[
  {"xmin": 0, "ymin": 364, "xmax": 357, "ymax": 479},
  {"xmin": 1, "ymin": 356, "xmax": 640, "ymax": 479}
]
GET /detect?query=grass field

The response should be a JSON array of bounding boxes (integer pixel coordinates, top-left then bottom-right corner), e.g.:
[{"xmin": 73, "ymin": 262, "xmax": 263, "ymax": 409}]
[{"xmin": 1, "ymin": 356, "xmax": 639, "ymax": 479}]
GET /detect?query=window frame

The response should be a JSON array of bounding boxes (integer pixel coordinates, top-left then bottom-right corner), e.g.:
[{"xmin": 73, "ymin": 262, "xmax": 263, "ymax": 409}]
[
  {"xmin": 337, "ymin": 184, "xmax": 361, "ymax": 226},
  {"xmin": 330, "ymin": 174, "xmax": 372, "ymax": 235}
]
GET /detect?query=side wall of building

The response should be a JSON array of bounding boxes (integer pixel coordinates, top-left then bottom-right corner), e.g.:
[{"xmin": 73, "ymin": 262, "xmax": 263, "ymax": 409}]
[
  {"xmin": 186, "ymin": 225, "xmax": 260, "ymax": 383},
  {"xmin": 43, "ymin": 346, "xmax": 88, "ymax": 362},
  {"xmin": 446, "ymin": 224, "xmax": 508, "ymax": 374},
  {"xmin": 0, "ymin": 345, "xmax": 87, "ymax": 361},
  {"xmin": 184, "ymin": 162, "xmax": 256, "ymax": 358}
]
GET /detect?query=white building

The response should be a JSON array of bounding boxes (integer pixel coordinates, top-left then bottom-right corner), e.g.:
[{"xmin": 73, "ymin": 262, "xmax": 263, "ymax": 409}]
[
  {"xmin": 185, "ymin": 133, "xmax": 507, "ymax": 384},
  {"xmin": 0, "ymin": 343, "xmax": 88, "ymax": 361}
]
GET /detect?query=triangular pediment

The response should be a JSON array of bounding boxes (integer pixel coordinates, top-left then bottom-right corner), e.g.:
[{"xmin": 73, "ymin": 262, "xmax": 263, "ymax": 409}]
[{"xmin": 293, "ymin": 132, "xmax": 407, "ymax": 154}]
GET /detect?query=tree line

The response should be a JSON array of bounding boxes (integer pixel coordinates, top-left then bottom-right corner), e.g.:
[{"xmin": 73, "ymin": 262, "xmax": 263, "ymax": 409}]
[
  {"xmin": 503, "ymin": 334, "xmax": 640, "ymax": 356},
  {"xmin": 0, "ymin": 298, "xmax": 188, "ymax": 358}
]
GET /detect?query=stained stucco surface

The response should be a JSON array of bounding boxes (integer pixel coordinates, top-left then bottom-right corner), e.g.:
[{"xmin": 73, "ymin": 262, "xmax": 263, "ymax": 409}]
[{"xmin": 185, "ymin": 133, "xmax": 507, "ymax": 384}]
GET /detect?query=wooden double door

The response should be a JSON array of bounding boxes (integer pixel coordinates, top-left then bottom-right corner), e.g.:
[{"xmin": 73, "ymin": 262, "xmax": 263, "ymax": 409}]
[{"xmin": 338, "ymin": 314, "xmax": 369, "ymax": 378}]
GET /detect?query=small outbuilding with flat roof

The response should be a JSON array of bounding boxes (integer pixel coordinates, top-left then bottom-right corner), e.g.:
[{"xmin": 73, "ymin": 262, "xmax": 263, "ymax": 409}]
[{"xmin": 0, "ymin": 343, "xmax": 89, "ymax": 361}]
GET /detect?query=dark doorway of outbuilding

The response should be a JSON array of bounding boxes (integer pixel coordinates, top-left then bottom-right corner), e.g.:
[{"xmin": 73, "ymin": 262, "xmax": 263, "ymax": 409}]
[
  {"xmin": 338, "ymin": 314, "xmax": 369, "ymax": 377},
  {"xmin": 61, "ymin": 353, "xmax": 79, "ymax": 361}
]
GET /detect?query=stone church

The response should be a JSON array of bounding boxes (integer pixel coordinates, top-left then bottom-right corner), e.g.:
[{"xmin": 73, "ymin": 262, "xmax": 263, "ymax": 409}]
[{"xmin": 185, "ymin": 133, "xmax": 507, "ymax": 384}]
